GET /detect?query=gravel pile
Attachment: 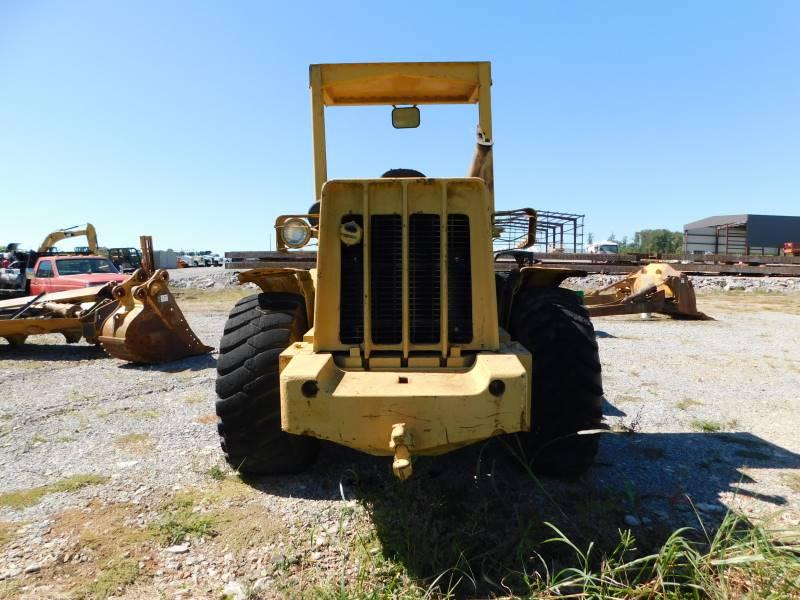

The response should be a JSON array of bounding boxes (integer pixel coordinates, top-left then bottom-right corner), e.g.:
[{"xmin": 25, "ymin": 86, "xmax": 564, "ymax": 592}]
[
  {"xmin": 167, "ymin": 268, "xmax": 252, "ymax": 290},
  {"xmin": 566, "ymin": 273, "xmax": 800, "ymax": 293},
  {"xmin": 166, "ymin": 267, "xmax": 800, "ymax": 295}
]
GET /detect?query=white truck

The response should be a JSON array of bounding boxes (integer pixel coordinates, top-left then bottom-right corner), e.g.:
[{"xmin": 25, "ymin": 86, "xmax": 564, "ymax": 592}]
[{"xmin": 586, "ymin": 240, "xmax": 619, "ymax": 254}]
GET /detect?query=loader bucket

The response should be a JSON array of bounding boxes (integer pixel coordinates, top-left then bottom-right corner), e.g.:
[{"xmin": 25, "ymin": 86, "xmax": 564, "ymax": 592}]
[
  {"xmin": 98, "ymin": 269, "xmax": 212, "ymax": 363},
  {"xmin": 583, "ymin": 263, "xmax": 712, "ymax": 320}
]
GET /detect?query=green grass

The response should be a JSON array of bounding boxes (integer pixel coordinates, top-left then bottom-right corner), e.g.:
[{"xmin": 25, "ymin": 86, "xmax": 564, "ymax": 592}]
[
  {"xmin": 0, "ymin": 522, "xmax": 17, "ymax": 546},
  {"xmin": 74, "ymin": 559, "xmax": 139, "ymax": 600},
  {"xmin": 310, "ymin": 440, "xmax": 800, "ymax": 599},
  {"xmin": 314, "ymin": 503, "xmax": 799, "ymax": 599},
  {"xmin": 128, "ymin": 408, "xmax": 160, "ymax": 419},
  {"xmin": 184, "ymin": 392, "xmax": 205, "ymax": 405},
  {"xmin": 520, "ymin": 512, "xmax": 800, "ymax": 599},
  {"xmin": 691, "ymin": 419, "xmax": 739, "ymax": 433},
  {"xmin": 0, "ymin": 580, "xmax": 22, "ymax": 599},
  {"xmin": 676, "ymin": 398, "xmax": 702, "ymax": 411},
  {"xmin": 692, "ymin": 419, "xmax": 723, "ymax": 433},
  {"xmin": 172, "ymin": 287, "xmax": 253, "ymax": 311},
  {"xmin": 149, "ymin": 494, "xmax": 218, "ymax": 545},
  {"xmin": 0, "ymin": 474, "xmax": 108, "ymax": 509},
  {"xmin": 114, "ymin": 432, "xmax": 154, "ymax": 454},
  {"xmin": 206, "ymin": 465, "xmax": 226, "ymax": 481}
]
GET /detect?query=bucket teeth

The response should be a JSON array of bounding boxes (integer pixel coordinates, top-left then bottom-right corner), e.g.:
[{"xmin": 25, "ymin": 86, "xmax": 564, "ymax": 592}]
[{"xmin": 98, "ymin": 269, "xmax": 213, "ymax": 364}]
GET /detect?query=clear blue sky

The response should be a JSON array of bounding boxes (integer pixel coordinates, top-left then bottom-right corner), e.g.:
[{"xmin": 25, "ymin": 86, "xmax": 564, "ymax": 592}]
[{"xmin": 2, "ymin": 1, "xmax": 798, "ymax": 253}]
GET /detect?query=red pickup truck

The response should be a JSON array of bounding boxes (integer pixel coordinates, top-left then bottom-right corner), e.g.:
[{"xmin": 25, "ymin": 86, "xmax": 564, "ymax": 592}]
[{"xmin": 30, "ymin": 255, "xmax": 128, "ymax": 295}]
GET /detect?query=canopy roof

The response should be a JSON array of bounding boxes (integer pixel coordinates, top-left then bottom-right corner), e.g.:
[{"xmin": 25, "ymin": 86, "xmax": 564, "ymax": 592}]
[{"xmin": 311, "ymin": 62, "xmax": 489, "ymax": 106}]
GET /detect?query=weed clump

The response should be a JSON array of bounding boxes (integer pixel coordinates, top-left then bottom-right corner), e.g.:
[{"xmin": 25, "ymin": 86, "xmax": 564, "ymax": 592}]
[
  {"xmin": 0, "ymin": 474, "xmax": 108, "ymax": 509},
  {"xmin": 150, "ymin": 494, "xmax": 217, "ymax": 545},
  {"xmin": 74, "ymin": 559, "xmax": 139, "ymax": 600}
]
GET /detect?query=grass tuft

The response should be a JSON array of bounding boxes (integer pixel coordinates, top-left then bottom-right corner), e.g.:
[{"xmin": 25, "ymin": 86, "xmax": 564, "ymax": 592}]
[
  {"xmin": 0, "ymin": 474, "xmax": 108, "ymax": 509},
  {"xmin": 0, "ymin": 580, "xmax": 22, "ymax": 599},
  {"xmin": 0, "ymin": 522, "xmax": 17, "ymax": 546},
  {"xmin": 51, "ymin": 473, "xmax": 108, "ymax": 493},
  {"xmin": 525, "ymin": 512, "xmax": 800, "ymax": 599},
  {"xmin": 74, "ymin": 559, "xmax": 139, "ymax": 600},
  {"xmin": 150, "ymin": 494, "xmax": 218, "ymax": 545},
  {"xmin": 207, "ymin": 465, "xmax": 226, "ymax": 481},
  {"xmin": 185, "ymin": 392, "xmax": 205, "ymax": 405},
  {"xmin": 676, "ymin": 398, "xmax": 702, "ymax": 411},
  {"xmin": 691, "ymin": 419, "xmax": 739, "ymax": 433},
  {"xmin": 114, "ymin": 432, "xmax": 154, "ymax": 455},
  {"xmin": 691, "ymin": 419, "xmax": 722, "ymax": 432},
  {"xmin": 129, "ymin": 408, "xmax": 159, "ymax": 419}
]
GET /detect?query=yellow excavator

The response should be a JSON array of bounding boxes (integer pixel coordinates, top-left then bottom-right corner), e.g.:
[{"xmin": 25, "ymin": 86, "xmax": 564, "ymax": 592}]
[{"xmin": 37, "ymin": 223, "xmax": 99, "ymax": 254}]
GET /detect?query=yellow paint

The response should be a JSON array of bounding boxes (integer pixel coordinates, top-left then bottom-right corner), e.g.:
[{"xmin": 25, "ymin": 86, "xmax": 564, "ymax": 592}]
[
  {"xmin": 279, "ymin": 341, "xmax": 531, "ymax": 456},
  {"xmin": 38, "ymin": 223, "xmax": 98, "ymax": 254},
  {"xmin": 309, "ymin": 62, "xmax": 492, "ymax": 201},
  {"xmin": 314, "ymin": 178, "xmax": 499, "ymax": 357}
]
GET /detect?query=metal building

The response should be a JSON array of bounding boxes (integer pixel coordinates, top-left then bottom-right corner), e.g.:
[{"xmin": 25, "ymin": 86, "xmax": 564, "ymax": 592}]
[
  {"xmin": 493, "ymin": 210, "xmax": 585, "ymax": 253},
  {"xmin": 683, "ymin": 214, "xmax": 800, "ymax": 256}
]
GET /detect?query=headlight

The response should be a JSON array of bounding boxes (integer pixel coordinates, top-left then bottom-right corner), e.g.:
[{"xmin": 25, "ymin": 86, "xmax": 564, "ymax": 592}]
[{"xmin": 280, "ymin": 218, "xmax": 312, "ymax": 248}]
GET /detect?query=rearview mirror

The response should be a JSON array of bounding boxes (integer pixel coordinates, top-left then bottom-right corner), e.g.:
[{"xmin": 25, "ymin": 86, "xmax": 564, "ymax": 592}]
[{"xmin": 392, "ymin": 106, "xmax": 420, "ymax": 129}]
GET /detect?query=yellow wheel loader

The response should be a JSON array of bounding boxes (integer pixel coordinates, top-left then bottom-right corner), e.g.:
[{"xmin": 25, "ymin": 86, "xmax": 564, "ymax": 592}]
[{"xmin": 215, "ymin": 62, "xmax": 604, "ymax": 479}]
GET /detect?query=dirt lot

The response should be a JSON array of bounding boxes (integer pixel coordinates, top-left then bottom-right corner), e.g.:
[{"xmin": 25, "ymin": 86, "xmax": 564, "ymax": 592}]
[{"xmin": 0, "ymin": 287, "xmax": 798, "ymax": 598}]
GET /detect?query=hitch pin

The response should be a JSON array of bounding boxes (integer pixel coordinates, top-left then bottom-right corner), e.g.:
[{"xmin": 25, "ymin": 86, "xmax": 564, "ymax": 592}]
[{"xmin": 389, "ymin": 423, "xmax": 413, "ymax": 480}]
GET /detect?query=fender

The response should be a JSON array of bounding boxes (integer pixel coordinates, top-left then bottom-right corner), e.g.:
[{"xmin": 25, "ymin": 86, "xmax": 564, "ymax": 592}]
[
  {"xmin": 238, "ymin": 268, "xmax": 316, "ymax": 328},
  {"xmin": 497, "ymin": 265, "xmax": 587, "ymax": 330}
]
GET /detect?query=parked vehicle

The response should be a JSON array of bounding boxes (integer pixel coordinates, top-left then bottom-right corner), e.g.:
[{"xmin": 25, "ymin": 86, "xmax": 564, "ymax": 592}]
[
  {"xmin": 29, "ymin": 255, "xmax": 128, "ymax": 295},
  {"xmin": 587, "ymin": 240, "xmax": 619, "ymax": 254},
  {"xmin": 0, "ymin": 261, "xmax": 24, "ymax": 290},
  {"xmin": 108, "ymin": 247, "xmax": 143, "ymax": 273}
]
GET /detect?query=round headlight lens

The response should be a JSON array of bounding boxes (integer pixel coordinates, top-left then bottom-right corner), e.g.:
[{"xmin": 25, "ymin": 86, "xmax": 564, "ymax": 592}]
[{"xmin": 280, "ymin": 218, "xmax": 311, "ymax": 248}]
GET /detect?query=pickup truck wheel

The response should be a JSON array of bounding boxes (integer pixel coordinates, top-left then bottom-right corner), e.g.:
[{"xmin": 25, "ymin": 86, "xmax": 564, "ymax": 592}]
[
  {"xmin": 509, "ymin": 286, "xmax": 603, "ymax": 476},
  {"xmin": 215, "ymin": 292, "xmax": 318, "ymax": 474}
]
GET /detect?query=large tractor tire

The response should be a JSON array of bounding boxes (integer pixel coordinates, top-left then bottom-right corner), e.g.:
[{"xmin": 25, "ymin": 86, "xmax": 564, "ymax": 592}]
[
  {"xmin": 215, "ymin": 292, "xmax": 319, "ymax": 475},
  {"xmin": 509, "ymin": 286, "xmax": 603, "ymax": 476}
]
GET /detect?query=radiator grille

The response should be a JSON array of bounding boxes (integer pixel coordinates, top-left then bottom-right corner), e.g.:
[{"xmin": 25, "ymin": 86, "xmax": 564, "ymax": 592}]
[
  {"xmin": 447, "ymin": 214, "xmax": 473, "ymax": 343},
  {"xmin": 409, "ymin": 214, "xmax": 441, "ymax": 343},
  {"xmin": 370, "ymin": 215, "xmax": 402, "ymax": 344},
  {"xmin": 338, "ymin": 211, "xmax": 473, "ymax": 349},
  {"xmin": 339, "ymin": 215, "xmax": 364, "ymax": 344}
]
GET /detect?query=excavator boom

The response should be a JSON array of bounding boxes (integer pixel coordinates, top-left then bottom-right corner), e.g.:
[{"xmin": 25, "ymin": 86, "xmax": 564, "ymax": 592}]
[{"xmin": 38, "ymin": 223, "xmax": 98, "ymax": 254}]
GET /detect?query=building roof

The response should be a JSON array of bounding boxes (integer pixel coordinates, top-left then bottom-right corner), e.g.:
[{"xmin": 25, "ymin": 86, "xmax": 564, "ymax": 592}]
[
  {"xmin": 684, "ymin": 214, "xmax": 748, "ymax": 229},
  {"xmin": 685, "ymin": 214, "xmax": 800, "ymax": 230}
]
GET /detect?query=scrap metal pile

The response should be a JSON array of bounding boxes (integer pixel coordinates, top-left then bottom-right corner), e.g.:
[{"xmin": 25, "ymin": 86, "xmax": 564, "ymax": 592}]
[{"xmin": 0, "ymin": 269, "xmax": 211, "ymax": 363}]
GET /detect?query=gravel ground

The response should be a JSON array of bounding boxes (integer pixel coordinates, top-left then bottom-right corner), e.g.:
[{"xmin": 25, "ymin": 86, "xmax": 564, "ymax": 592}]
[{"xmin": 0, "ymin": 280, "xmax": 798, "ymax": 598}]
